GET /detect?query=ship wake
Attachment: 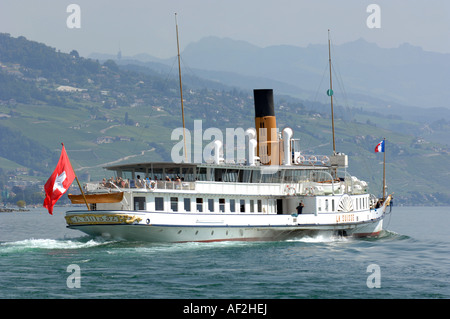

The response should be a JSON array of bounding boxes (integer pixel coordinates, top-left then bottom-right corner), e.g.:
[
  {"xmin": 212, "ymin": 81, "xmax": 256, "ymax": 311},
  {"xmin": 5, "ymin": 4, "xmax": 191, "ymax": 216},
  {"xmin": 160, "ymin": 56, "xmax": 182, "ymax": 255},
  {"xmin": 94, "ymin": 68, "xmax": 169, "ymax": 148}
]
[{"xmin": 0, "ymin": 237, "xmax": 115, "ymax": 253}]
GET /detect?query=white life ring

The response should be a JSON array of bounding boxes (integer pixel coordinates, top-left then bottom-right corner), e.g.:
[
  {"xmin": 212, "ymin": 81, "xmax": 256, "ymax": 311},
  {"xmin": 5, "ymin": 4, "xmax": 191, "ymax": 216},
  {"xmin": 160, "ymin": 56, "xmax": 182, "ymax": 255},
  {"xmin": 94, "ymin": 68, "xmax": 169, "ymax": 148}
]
[
  {"xmin": 284, "ymin": 185, "xmax": 291, "ymax": 194},
  {"xmin": 321, "ymin": 156, "xmax": 330, "ymax": 165},
  {"xmin": 295, "ymin": 156, "xmax": 305, "ymax": 164},
  {"xmin": 305, "ymin": 187, "xmax": 315, "ymax": 196},
  {"xmin": 284, "ymin": 185, "xmax": 295, "ymax": 196},
  {"xmin": 289, "ymin": 187, "xmax": 296, "ymax": 196}
]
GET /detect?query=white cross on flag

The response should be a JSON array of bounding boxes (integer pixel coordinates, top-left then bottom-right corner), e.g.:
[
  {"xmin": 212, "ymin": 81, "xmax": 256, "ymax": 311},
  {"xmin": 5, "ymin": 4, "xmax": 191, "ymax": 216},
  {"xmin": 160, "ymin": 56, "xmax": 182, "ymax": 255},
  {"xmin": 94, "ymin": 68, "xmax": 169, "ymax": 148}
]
[{"xmin": 43, "ymin": 144, "xmax": 75, "ymax": 214}]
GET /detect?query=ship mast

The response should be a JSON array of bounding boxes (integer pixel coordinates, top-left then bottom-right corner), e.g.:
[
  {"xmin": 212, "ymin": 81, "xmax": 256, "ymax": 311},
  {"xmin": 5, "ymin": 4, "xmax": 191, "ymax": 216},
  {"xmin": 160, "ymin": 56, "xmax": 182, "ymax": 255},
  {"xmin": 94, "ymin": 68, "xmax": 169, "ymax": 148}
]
[
  {"xmin": 327, "ymin": 29, "xmax": 336, "ymax": 156},
  {"xmin": 382, "ymin": 137, "xmax": 386, "ymax": 200},
  {"xmin": 175, "ymin": 13, "xmax": 188, "ymax": 162}
]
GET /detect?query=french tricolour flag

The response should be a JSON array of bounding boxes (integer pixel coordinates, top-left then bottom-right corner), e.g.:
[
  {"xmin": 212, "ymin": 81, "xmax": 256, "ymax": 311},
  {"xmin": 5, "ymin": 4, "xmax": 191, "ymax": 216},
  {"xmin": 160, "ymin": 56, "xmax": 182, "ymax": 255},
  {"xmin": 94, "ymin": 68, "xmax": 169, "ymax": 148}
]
[{"xmin": 374, "ymin": 140, "xmax": 385, "ymax": 153}]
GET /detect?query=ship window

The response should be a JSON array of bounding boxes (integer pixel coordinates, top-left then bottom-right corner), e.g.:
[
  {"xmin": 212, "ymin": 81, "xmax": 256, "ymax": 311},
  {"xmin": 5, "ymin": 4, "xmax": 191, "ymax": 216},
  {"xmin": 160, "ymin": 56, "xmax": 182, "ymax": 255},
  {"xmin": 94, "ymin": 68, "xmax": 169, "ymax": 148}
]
[
  {"xmin": 196, "ymin": 167, "xmax": 207, "ymax": 181},
  {"xmin": 208, "ymin": 199, "xmax": 214, "ymax": 212},
  {"xmin": 184, "ymin": 198, "xmax": 191, "ymax": 212},
  {"xmin": 261, "ymin": 173, "xmax": 273, "ymax": 183},
  {"xmin": 219, "ymin": 198, "xmax": 225, "ymax": 212},
  {"xmin": 325, "ymin": 199, "xmax": 329, "ymax": 212},
  {"xmin": 208, "ymin": 168, "xmax": 215, "ymax": 181},
  {"xmin": 257, "ymin": 200, "xmax": 262, "ymax": 212},
  {"xmin": 242, "ymin": 170, "xmax": 252, "ymax": 183},
  {"xmin": 165, "ymin": 167, "xmax": 180, "ymax": 181},
  {"xmin": 272, "ymin": 170, "xmax": 284, "ymax": 183},
  {"xmin": 122, "ymin": 170, "xmax": 133, "ymax": 181},
  {"xmin": 170, "ymin": 197, "xmax": 178, "ymax": 212},
  {"xmin": 331, "ymin": 199, "xmax": 335, "ymax": 212},
  {"xmin": 224, "ymin": 169, "xmax": 239, "ymax": 182},
  {"xmin": 252, "ymin": 170, "xmax": 261, "ymax": 183},
  {"xmin": 152, "ymin": 168, "xmax": 163, "ymax": 181},
  {"xmin": 230, "ymin": 199, "xmax": 236, "ymax": 212},
  {"xmin": 270, "ymin": 199, "xmax": 277, "ymax": 213},
  {"xmin": 240, "ymin": 200, "xmax": 245, "ymax": 212},
  {"xmin": 134, "ymin": 197, "xmax": 145, "ymax": 210},
  {"xmin": 196, "ymin": 198, "xmax": 203, "ymax": 212},
  {"xmin": 284, "ymin": 170, "xmax": 294, "ymax": 182},
  {"xmin": 215, "ymin": 169, "xmax": 225, "ymax": 182},
  {"xmin": 155, "ymin": 197, "xmax": 164, "ymax": 211},
  {"xmin": 182, "ymin": 167, "xmax": 195, "ymax": 181},
  {"xmin": 250, "ymin": 200, "xmax": 254, "ymax": 213}
]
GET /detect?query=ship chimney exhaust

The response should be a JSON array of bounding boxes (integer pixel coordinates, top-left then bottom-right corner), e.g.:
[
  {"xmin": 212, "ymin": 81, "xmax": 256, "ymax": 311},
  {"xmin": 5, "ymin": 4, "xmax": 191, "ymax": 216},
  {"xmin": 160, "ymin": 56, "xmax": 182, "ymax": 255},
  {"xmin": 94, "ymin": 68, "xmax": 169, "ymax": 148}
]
[{"xmin": 253, "ymin": 89, "xmax": 279, "ymax": 165}]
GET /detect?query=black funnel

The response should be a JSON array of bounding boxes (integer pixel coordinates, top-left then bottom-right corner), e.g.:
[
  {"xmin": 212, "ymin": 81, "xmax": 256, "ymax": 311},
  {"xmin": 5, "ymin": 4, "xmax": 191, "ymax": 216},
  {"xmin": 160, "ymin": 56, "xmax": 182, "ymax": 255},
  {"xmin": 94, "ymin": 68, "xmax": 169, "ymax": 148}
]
[{"xmin": 254, "ymin": 89, "xmax": 275, "ymax": 117}]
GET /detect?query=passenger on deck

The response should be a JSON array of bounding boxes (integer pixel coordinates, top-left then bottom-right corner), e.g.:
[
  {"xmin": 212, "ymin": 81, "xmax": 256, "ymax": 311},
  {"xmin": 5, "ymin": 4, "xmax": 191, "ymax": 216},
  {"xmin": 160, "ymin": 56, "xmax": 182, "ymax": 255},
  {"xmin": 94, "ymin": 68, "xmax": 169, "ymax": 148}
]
[
  {"xmin": 107, "ymin": 177, "xmax": 115, "ymax": 188},
  {"xmin": 148, "ymin": 177, "xmax": 156, "ymax": 189},
  {"xmin": 136, "ymin": 175, "xmax": 143, "ymax": 188},
  {"xmin": 117, "ymin": 177, "xmax": 125, "ymax": 188},
  {"xmin": 296, "ymin": 201, "xmax": 304, "ymax": 215},
  {"xmin": 175, "ymin": 176, "xmax": 181, "ymax": 189}
]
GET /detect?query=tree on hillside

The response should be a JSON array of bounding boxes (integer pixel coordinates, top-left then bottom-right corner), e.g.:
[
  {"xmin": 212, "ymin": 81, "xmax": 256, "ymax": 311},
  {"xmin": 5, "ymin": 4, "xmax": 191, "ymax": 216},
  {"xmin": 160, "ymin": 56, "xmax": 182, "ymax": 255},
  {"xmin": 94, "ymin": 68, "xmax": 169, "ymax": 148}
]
[{"xmin": 70, "ymin": 50, "xmax": 80, "ymax": 58}]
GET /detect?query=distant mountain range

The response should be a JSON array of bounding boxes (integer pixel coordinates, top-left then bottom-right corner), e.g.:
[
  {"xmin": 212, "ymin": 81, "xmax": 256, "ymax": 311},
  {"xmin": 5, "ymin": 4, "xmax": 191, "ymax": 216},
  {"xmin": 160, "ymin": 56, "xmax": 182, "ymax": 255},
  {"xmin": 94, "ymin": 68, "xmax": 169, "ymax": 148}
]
[
  {"xmin": 91, "ymin": 36, "xmax": 450, "ymax": 111},
  {"xmin": 90, "ymin": 36, "xmax": 450, "ymax": 147}
]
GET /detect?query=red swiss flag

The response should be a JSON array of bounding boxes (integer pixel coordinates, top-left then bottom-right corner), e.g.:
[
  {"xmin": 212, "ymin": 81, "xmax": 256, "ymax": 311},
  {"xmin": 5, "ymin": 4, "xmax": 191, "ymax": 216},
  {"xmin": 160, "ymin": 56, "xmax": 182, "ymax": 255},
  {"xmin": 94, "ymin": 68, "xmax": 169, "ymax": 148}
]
[{"xmin": 43, "ymin": 144, "xmax": 75, "ymax": 215}]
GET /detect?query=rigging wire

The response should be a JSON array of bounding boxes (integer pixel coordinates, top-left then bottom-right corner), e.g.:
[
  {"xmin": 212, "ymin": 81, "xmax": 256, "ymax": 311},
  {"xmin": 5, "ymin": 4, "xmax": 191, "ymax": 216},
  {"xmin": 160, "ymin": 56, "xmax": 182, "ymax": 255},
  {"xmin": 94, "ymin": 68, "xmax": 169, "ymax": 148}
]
[
  {"xmin": 128, "ymin": 56, "xmax": 180, "ymax": 164},
  {"xmin": 301, "ymin": 62, "xmax": 330, "ymax": 154},
  {"xmin": 101, "ymin": 58, "xmax": 181, "ymax": 181},
  {"xmin": 328, "ymin": 40, "xmax": 379, "ymax": 192},
  {"xmin": 312, "ymin": 63, "xmax": 330, "ymax": 104}
]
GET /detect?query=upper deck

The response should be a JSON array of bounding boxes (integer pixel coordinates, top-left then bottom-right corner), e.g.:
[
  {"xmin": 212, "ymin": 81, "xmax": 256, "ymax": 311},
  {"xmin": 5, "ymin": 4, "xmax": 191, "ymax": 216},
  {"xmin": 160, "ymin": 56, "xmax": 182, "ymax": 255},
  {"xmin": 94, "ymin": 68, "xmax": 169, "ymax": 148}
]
[
  {"xmin": 105, "ymin": 161, "xmax": 331, "ymax": 185},
  {"xmin": 88, "ymin": 160, "xmax": 367, "ymax": 197},
  {"xmin": 76, "ymin": 160, "xmax": 372, "ymax": 215}
]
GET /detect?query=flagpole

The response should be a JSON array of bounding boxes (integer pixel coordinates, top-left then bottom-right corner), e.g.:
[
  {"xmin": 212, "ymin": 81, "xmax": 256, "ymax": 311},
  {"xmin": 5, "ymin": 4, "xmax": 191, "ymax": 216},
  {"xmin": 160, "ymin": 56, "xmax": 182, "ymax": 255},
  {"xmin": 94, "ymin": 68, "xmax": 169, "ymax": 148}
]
[
  {"xmin": 63, "ymin": 143, "xmax": 90, "ymax": 211},
  {"xmin": 382, "ymin": 138, "xmax": 386, "ymax": 200},
  {"xmin": 75, "ymin": 176, "xmax": 90, "ymax": 211}
]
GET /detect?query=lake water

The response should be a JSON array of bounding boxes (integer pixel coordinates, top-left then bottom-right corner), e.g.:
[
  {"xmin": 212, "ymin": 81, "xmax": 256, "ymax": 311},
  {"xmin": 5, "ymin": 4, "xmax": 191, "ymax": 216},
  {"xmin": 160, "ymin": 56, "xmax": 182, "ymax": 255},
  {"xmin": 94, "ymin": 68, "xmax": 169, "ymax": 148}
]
[{"xmin": 0, "ymin": 206, "xmax": 449, "ymax": 304}]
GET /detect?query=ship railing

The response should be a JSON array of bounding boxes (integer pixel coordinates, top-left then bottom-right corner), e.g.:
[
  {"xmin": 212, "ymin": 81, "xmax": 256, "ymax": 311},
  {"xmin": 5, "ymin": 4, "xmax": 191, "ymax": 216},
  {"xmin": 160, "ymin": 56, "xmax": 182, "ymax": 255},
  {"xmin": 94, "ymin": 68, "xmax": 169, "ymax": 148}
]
[
  {"xmin": 285, "ymin": 170, "xmax": 368, "ymax": 196},
  {"xmin": 84, "ymin": 180, "xmax": 196, "ymax": 192},
  {"xmin": 85, "ymin": 182, "xmax": 113, "ymax": 192},
  {"xmin": 293, "ymin": 155, "xmax": 330, "ymax": 166},
  {"xmin": 154, "ymin": 180, "xmax": 195, "ymax": 191}
]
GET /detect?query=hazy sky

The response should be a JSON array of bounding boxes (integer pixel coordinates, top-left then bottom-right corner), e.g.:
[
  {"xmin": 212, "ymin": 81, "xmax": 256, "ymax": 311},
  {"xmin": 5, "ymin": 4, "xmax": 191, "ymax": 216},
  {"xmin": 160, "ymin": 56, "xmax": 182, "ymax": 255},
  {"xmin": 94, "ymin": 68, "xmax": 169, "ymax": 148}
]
[{"xmin": 1, "ymin": 0, "xmax": 449, "ymax": 58}]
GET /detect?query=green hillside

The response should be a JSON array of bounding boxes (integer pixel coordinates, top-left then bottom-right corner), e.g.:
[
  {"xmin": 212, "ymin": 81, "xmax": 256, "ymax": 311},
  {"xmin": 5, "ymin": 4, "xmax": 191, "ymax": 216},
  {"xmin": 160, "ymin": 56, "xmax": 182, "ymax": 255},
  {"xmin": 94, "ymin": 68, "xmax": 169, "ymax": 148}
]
[{"xmin": 0, "ymin": 33, "xmax": 449, "ymax": 205}]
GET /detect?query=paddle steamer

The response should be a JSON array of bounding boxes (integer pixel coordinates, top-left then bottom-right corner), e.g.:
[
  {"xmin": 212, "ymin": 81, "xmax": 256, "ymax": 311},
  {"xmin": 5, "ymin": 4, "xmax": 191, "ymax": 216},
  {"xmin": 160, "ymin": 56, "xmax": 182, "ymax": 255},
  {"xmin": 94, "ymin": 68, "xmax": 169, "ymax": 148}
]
[{"xmin": 65, "ymin": 88, "xmax": 392, "ymax": 242}]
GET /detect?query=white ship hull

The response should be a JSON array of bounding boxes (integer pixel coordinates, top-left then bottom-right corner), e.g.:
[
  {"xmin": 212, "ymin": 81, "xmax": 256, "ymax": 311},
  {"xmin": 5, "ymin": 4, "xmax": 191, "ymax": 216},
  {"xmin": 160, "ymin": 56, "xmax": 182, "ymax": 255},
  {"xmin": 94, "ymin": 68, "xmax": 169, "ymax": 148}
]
[{"xmin": 66, "ymin": 204, "xmax": 388, "ymax": 243}]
